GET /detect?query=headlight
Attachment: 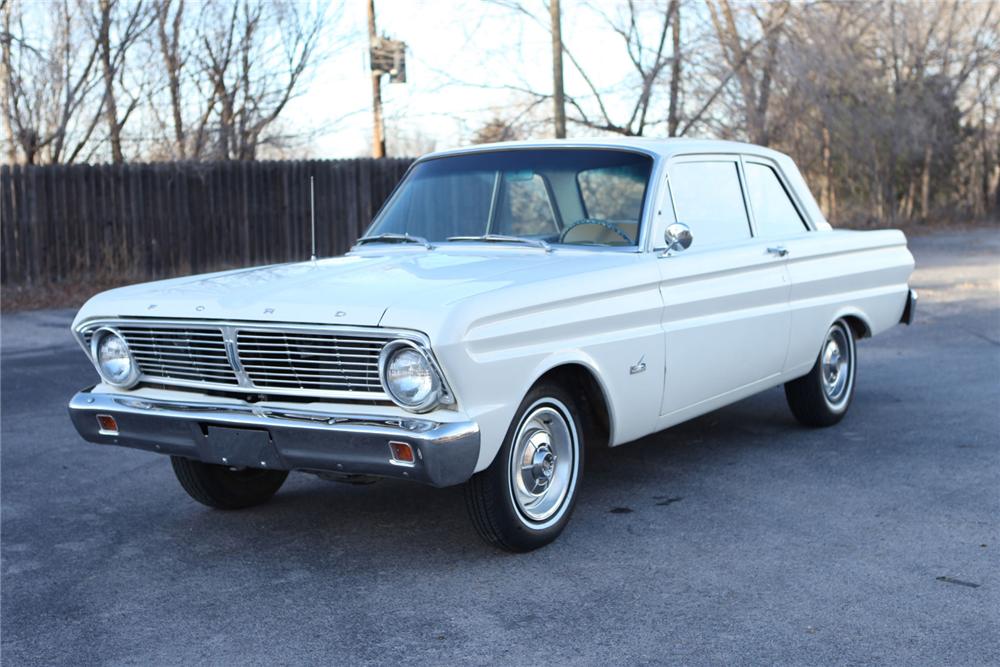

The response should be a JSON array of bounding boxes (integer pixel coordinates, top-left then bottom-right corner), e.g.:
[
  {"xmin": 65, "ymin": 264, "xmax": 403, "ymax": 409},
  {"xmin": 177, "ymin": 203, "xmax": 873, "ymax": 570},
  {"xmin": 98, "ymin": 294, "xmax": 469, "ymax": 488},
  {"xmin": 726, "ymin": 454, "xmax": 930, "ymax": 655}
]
[
  {"xmin": 379, "ymin": 340, "xmax": 447, "ymax": 412},
  {"xmin": 90, "ymin": 328, "xmax": 139, "ymax": 388}
]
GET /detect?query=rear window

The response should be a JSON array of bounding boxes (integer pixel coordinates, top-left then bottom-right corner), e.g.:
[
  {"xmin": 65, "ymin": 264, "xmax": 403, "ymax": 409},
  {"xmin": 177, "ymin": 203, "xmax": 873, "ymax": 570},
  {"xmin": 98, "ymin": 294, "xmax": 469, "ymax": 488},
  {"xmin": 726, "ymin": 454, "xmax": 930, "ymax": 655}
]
[{"xmin": 744, "ymin": 162, "xmax": 807, "ymax": 237}]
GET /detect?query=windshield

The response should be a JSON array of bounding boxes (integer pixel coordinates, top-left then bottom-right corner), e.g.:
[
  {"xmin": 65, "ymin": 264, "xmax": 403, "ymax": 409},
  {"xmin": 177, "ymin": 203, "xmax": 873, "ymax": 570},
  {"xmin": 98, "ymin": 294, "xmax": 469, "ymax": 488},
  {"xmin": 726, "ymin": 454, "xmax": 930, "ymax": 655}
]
[{"xmin": 365, "ymin": 149, "xmax": 653, "ymax": 247}]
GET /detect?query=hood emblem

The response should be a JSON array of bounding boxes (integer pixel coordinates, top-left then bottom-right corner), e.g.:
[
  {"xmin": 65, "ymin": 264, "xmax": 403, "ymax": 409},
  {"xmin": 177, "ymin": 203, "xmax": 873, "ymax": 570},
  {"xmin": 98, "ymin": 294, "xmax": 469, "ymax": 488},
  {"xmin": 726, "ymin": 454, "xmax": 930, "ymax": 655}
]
[
  {"xmin": 335, "ymin": 311, "xmax": 347, "ymax": 318},
  {"xmin": 263, "ymin": 308, "xmax": 274, "ymax": 315}
]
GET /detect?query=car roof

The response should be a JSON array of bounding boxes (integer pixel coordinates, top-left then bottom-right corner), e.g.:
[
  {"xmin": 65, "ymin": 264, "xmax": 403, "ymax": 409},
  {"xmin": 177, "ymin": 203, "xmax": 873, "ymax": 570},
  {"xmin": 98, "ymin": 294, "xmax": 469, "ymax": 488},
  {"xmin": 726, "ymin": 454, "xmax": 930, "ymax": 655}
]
[
  {"xmin": 417, "ymin": 137, "xmax": 830, "ymax": 230},
  {"xmin": 419, "ymin": 137, "xmax": 791, "ymax": 163}
]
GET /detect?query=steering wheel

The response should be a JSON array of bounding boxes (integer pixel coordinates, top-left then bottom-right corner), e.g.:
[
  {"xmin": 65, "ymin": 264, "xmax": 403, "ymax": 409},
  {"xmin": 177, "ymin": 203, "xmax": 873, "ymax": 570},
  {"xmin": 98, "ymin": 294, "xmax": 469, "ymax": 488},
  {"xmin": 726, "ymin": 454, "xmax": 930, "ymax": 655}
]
[{"xmin": 559, "ymin": 219, "xmax": 633, "ymax": 245}]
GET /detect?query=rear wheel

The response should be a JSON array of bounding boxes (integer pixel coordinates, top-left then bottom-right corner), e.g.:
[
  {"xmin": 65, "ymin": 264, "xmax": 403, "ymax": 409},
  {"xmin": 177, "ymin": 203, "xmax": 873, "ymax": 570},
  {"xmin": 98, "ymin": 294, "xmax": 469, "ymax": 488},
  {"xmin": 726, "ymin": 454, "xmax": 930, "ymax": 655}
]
[
  {"xmin": 465, "ymin": 383, "xmax": 584, "ymax": 552},
  {"xmin": 785, "ymin": 319, "xmax": 857, "ymax": 427},
  {"xmin": 170, "ymin": 457, "xmax": 288, "ymax": 509}
]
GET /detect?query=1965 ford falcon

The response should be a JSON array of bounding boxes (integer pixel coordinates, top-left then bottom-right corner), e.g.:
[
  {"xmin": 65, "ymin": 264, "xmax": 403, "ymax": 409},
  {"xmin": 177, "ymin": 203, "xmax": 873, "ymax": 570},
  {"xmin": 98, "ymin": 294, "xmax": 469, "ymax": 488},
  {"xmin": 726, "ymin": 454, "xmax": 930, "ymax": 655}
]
[{"xmin": 68, "ymin": 139, "xmax": 916, "ymax": 551}]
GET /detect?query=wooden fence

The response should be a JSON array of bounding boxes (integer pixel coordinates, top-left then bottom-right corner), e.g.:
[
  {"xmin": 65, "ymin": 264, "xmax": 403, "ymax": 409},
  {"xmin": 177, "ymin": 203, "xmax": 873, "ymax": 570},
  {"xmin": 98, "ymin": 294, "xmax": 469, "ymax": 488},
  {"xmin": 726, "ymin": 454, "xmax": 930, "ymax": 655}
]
[{"xmin": 0, "ymin": 158, "xmax": 414, "ymax": 287}]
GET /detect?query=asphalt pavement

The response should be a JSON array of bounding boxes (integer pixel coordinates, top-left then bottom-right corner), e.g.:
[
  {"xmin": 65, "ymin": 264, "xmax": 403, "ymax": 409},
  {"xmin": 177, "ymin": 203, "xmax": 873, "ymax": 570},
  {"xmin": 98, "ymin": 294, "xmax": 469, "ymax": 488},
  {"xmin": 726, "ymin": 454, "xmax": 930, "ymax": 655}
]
[{"xmin": 2, "ymin": 229, "xmax": 998, "ymax": 665}]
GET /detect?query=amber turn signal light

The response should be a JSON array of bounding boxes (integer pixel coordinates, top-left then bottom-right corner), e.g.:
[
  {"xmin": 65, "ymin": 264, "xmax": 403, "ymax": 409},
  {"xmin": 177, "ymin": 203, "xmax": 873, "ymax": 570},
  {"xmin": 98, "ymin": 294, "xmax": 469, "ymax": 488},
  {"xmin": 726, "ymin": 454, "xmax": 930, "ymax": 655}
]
[
  {"xmin": 389, "ymin": 441, "xmax": 415, "ymax": 464},
  {"xmin": 96, "ymin": 414, "xmax": 119, "ymax": 434}
]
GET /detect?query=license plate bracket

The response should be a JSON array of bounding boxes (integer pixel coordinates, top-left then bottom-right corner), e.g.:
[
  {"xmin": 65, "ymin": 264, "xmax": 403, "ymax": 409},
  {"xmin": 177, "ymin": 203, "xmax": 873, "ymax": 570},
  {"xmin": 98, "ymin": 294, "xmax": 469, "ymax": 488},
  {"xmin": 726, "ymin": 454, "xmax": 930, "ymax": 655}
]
[{"xmin": 201, "ymin": 426, "xmax": 283, "ymax": 469}]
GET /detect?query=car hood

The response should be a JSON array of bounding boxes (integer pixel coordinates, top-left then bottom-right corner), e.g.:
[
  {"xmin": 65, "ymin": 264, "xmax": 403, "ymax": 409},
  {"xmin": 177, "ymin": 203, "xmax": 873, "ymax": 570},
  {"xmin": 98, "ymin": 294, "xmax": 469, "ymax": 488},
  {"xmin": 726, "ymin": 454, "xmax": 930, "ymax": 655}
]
[{"xmin": 73, "ymin": 248, "xmax": 570, "ymax": 328}]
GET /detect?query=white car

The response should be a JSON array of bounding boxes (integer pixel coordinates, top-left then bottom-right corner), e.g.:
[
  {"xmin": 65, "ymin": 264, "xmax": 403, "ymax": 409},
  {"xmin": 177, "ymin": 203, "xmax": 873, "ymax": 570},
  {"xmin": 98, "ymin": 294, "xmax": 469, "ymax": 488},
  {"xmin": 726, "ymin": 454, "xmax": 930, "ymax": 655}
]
[{"xmin": 68, "ymin": 139, "xmax": 916, "ymax": 551}]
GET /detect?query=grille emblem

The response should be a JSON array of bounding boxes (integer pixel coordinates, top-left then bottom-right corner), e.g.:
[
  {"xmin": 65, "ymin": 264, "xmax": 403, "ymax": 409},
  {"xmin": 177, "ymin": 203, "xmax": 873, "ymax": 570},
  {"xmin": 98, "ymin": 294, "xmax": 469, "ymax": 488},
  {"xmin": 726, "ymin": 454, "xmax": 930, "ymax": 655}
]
[{"xmin": 221, "ymin": 325, "xmax": 253, "ymax": 388}]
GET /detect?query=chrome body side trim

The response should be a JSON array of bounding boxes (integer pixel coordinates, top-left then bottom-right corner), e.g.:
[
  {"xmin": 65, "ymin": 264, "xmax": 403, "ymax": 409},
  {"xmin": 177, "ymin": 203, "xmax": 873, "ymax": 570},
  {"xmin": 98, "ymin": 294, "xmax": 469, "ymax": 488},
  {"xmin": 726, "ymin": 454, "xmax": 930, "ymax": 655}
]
[{"xmin": 68, "ymin": 388, "xmax": 480, "ymax": 487}]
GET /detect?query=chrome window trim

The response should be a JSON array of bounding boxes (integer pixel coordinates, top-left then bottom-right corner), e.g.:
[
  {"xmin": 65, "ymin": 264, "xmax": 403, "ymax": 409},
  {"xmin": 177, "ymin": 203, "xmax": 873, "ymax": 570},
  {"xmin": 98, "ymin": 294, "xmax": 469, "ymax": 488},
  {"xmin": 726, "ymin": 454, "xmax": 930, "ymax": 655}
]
[
  {"xmin": 660, "ymin": 153, "xmax": 755, "ymax": 247},
  {"xmin": 73, "ymin": 318, "xmax": 455, "ymax": 405},
  {"xmin": 362, "ymin": 145, "xmax": 661, "ymax": 255},
  {"xmin": 740, "ymin": 155, "xmax": 815, "ymax": 232}
]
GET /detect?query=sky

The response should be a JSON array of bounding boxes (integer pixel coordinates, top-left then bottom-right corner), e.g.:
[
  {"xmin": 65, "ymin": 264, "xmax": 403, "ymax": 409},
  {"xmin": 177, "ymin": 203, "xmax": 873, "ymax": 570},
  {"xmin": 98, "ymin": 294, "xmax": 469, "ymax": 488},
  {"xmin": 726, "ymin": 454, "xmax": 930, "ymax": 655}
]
[{"xmin": 284, "ymin": 0, "xmax": 666, "ymax": 158}]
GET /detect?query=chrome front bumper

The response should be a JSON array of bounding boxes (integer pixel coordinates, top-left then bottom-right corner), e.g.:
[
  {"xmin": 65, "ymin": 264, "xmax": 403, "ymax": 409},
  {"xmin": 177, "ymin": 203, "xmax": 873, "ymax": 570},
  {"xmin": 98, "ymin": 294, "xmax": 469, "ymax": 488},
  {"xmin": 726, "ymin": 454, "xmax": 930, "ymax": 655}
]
[{"xmin": 68, "ymin": 389, "xmax": 480, "ymax": 487}]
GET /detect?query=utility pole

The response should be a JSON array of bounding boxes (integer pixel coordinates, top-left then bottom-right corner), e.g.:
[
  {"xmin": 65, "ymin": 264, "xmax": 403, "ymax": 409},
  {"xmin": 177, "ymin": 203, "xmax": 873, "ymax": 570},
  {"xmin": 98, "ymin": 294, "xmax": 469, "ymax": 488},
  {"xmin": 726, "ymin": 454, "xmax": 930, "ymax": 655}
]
[
  {"xmin": 550, "ymin": 0, "xmax": 566, "ymax": 139},
  {"xmin": 368, "ymin": 0, "xmax": 386, "ymax": 158}
]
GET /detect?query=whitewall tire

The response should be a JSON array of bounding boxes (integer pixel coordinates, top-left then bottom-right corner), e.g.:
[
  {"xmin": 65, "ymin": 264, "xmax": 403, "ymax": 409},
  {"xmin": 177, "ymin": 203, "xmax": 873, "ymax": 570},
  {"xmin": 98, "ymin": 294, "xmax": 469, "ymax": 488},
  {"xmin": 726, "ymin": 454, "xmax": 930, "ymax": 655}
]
[{"xmin": 465, "ymin": 383, "xmax": 584, "ymax": 552}]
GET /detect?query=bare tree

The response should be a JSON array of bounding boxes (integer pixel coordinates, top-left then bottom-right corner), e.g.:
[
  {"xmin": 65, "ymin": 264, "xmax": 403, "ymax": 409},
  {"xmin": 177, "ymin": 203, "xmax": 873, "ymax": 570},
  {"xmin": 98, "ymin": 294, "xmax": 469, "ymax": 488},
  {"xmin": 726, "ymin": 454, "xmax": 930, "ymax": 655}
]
[
  {"xmin": 485, "ymin": 0, "xmax": 680, "ymax": 136},
  {"xmin": 751, "ymin": 0, "xmax": 1000, "ymax": 224},
  {"xmin": 666, "ymin": 0, "xmax": 682, "ymax": 136},
  {"xmin": 1, "ymin": 0, "xmax": 103, "ymax": 164},
  {"xmin": 386, "ymin": 126, "xmax": 437, "ymax": 156},
  {"xmin": 145, "ymin": 0, "xmax": 222, "ymax": 160},
  {"xmin": 3, "ymin": 0, "xmax": 337, "ymax": 164},
  {"xmin": 482, "ymin": 0, "xmax": 799, "ymax": 140},
  {"xmin": 705, "ymin": 0, "xmax": 790, "ymax": 146},
  {"xmin": 575, "ymin": 0, "xmax": 680, "ymax": 136},
  {"xmin": 87, "ymin": 0, "xmax": 153, "ymax": 163},
  {"xmin": 1, "ymin": 0, "xmax": 17, "ymax": 164},
  {"xmin": 882, "ymin": 0, "xmax": 999, "ymax": 219},
  {"xmin": 154, "ymin": 0, "xmax": 187, "ymax": 159},
  {"xmin": 195, "ymin": 0, "xmax": 327, "ymax": 160},
  {"xmin": 470, "ymin": 114, "xmax": 530, "ymax": 144}
]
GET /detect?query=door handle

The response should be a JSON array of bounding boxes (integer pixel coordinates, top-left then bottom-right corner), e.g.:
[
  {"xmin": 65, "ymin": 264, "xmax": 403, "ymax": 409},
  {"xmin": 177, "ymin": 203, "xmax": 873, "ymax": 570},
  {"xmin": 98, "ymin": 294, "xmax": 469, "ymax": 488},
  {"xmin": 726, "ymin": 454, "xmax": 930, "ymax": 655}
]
[{"xmin": 767, "ymin": 246, "xmax": 789, "ymax": 257}]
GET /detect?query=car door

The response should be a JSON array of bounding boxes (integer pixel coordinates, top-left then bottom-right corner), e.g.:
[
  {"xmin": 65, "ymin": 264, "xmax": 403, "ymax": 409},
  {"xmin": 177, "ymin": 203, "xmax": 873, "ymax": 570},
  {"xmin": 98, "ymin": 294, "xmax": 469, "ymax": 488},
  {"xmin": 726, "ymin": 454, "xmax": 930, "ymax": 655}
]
[
  {"xmin": 740, "ymin": 158, "xmax": 826, "ymax": 376},
  {"xmin": 656, "ymin": 155, "xmax": 792, "ymax": 418}
]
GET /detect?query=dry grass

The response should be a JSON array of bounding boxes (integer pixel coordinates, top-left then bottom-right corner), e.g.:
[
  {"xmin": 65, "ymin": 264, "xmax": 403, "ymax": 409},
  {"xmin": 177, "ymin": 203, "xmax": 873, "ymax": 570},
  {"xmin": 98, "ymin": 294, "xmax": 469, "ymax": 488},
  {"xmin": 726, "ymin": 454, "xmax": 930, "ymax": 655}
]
[{"xmin": 1, "ymin": 278, "xmax": 131, "ymax": 313}]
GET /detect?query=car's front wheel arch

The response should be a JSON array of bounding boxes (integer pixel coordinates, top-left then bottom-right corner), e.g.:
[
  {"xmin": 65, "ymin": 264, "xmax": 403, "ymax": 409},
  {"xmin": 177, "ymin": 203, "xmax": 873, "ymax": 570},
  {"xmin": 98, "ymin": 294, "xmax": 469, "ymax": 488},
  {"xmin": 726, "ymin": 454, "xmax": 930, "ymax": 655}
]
[{"xmin": 532, "ymin": 363, "xmax": 612, "ymax": 450}]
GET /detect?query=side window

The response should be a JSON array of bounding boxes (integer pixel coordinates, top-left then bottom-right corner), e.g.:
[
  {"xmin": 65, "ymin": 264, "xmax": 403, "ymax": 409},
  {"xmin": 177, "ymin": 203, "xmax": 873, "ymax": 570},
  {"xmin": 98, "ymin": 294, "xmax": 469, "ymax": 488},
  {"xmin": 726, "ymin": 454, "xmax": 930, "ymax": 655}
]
[
  {"xmin": 668, "ymin": 161, "xmax": 751, "ymax": 248},
  {"xmin": 744, "ymin": 162, "xmax": 807, "ymax": 237},
  {"xmin": 494, "ymin": 173, "xmax": 558, "ymax": 236}
]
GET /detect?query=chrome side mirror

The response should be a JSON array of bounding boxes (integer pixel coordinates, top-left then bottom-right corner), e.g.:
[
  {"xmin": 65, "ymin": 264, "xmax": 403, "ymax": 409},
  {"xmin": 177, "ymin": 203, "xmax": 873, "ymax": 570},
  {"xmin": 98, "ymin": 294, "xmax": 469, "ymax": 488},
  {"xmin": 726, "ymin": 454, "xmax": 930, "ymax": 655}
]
[{"xmin": 664, "ymin": 222, "xmax": 693, "ymax": 253}]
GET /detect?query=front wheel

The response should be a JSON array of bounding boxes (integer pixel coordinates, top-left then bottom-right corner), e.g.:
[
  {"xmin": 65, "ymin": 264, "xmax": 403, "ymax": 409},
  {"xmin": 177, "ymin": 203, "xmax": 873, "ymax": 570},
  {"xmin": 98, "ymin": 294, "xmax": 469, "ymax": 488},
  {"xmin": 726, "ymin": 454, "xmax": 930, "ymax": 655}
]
[
  {"xmin": 784, "ymin": 319, "xmax": 857, "ymax": 427},
  {"xmin": 464, "ymin": 383, "xmax": 584, "ymax": 552},
  {"xmin": 170, "ymin": 457, "xmax": 288, "ymax": 509}
]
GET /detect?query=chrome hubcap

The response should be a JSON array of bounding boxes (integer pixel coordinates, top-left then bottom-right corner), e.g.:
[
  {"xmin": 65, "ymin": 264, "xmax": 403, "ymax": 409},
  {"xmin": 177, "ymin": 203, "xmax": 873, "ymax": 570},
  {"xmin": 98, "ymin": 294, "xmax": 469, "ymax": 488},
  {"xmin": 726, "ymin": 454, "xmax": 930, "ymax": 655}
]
[
  {"xmin": 821, "ymin": 326, "xmax": 851, "ymax": 404},
  {"xmin": 510, "ymin": 405, "xmax": 575, "ymax": 522}
]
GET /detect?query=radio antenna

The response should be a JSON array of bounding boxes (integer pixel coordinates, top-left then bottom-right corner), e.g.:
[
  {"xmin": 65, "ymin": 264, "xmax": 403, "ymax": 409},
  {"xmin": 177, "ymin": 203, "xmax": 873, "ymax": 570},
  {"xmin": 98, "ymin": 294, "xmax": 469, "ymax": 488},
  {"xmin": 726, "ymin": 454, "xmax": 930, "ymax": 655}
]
[{"xmin": 309, "ymin": 175, "xmax": 317, "ymax": 261}]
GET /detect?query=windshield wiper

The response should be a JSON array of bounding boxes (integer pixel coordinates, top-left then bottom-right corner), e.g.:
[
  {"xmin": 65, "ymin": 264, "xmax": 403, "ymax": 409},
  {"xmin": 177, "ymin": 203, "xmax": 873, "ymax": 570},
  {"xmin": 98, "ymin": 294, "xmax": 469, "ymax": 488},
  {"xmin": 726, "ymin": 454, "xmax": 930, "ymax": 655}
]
[
  {"xmin": 354, "ymin": 233, "xmax": 432, "ymax": 249},
  {"xmin": 446, "ymin": 234, "xmax": 551, "ymax": 252}
]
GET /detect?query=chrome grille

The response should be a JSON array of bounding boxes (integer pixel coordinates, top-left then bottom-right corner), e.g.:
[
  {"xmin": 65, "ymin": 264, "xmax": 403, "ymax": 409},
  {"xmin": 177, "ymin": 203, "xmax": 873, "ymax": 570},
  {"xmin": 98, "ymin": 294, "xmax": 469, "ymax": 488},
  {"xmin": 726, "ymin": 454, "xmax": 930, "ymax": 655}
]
[
  {"xmin": 79, "ymin": 320, "xmax": 397, "ymax": 399},
  {"xmin": 117, "ymin": 325, "xmax": 239, "ymax": 386},
  {"xmin": 236, "ymin": 330, "xmax": 383, "ymax": 392}
]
